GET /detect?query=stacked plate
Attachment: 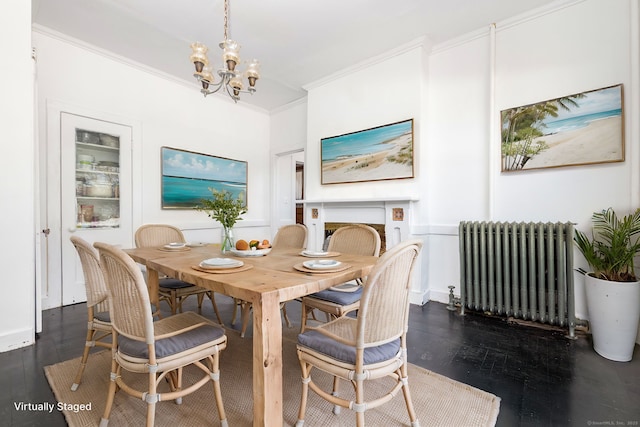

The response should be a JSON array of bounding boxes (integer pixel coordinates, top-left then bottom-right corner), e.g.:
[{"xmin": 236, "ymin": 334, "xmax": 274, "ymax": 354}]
[
  {"xmin": 302, "ymin": 259, "xmax": 342, "ymax": 270},
  {"xmin": 301, "ymin": 250, "xmax": 329, "ymax": 257},
  {"xmin": 163, "ymin": 242, "xmax": 186, "ymax": 250},
  {"xmin": 199, "ymin": 258, "xmax": 244, "ymax": 270}
]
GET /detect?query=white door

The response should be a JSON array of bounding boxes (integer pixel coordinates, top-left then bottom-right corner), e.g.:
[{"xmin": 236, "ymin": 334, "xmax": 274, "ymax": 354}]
[{"xmin": 43, "ymin": 112, "xmax": 133, "ymax": 308}]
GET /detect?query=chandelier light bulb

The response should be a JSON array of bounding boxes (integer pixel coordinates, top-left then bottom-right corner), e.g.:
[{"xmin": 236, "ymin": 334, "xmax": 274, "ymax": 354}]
[
  {"xmin": 200, "ymin": 66, "xmax": 215, "ymax": 89},
  {"xmin": 229, "ymin": 73, "xmax": 244, "ymax": 96},
  {"xmin": 222, "ymin": 40, "xmax": 240, "ymax": 71},
  {"xmin": 189, "ymin": 42, "xmax": 209, "ymax": 73},
  {"xmin": 246, "ymin": 60, "xmax": 260, "ymax": 87}
]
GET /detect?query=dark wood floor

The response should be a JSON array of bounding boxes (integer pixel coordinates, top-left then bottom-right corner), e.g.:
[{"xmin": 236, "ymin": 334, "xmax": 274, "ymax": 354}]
[{"xmin": 2, "ymin": 296, "xmax": 639, "ymax": 426}]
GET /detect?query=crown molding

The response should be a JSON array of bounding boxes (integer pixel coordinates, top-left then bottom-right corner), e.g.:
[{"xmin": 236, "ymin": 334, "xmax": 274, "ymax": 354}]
[
  {"xmin": 303, "ymin": 36, "xmax": 430, "ymax": 91},
  {"xmin": 31, "ymin": 24, "xmax": 269, "ymax": 114},
  {"xmin": 432, "ymin": 0, "xmax": 584, "ymax": 54}
]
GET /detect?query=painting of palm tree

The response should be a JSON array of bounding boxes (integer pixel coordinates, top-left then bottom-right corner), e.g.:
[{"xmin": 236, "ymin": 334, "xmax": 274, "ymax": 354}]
[{"xmin": 501, "ymin": 84, "xmax": 623, "ymax": 172}]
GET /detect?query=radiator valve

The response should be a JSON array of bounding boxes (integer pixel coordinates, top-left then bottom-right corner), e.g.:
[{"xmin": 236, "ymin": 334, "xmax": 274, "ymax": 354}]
[{"xmin": 447, "ymin": 285, "xmax": 459, "ymax": 311}]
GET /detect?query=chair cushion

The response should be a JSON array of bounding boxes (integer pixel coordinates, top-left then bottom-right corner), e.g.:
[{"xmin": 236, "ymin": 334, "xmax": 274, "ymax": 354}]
[
  {"xmin": 309, "ymin": 286, "xmax": 363, "ymax": 305},
  {"xmin": 159, "ymin": 278, "xmax": 194, "ymax": 290},
  {"xmin": 118, "ymin": 323, "xmax": 224, "ymax": 359},
  {"xmin": 298, "ymin": 330, "xmax": 400, "ymax": 365}
]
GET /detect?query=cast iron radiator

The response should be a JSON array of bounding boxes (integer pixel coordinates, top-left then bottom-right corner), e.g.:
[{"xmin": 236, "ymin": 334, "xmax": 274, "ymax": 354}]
[{"xmin": 458, "ymin": 221, "xmax": 577, "ymax": 338}]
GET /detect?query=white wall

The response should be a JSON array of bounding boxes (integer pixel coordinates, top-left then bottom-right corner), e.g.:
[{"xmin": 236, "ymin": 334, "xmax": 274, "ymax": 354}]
[
  {"xmin": 305, "ymin": 45, "xmax": 425, "ymax": 203},
  {"xmin": 426, "ymin": 0, "xmax": 637, "ymax": 322},
  {"xmin": 304, "ymin": 43, "xmax": 429, "ymax": 299},
  {"xmin": 0, "ymin": 0, "xmax": 36, "ymax": 352},
  {"xmin": 33, "ymin": 30, "xmax": 272, "ymax": 249},
  {"xmin": 269, "ymin": 100, "xmax": 307, "ymax": 235},
  {"xmin": 270, "ymin": 99, "xmax": 307, "ymax": 154},
  {"xmin": 293, "ymin": 0, "xmax": 639, "ymax": 332}
]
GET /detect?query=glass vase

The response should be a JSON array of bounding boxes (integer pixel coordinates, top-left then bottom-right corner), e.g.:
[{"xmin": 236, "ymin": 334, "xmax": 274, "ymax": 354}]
[{"xmin": 221, "ymin": 226, "xmax": 235, "ymax": 253}]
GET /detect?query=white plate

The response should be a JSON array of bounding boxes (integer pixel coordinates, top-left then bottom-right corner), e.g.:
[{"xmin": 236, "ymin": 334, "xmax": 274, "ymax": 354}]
[
  {"xmin": 303, "ymin": 259, "xmax": 342, "ymax": 270},
  {"xmin": 200, "ymin": 258, "xmax": 243, "ymax": 268},
  {"xmin": 186, "ymin": 242, "xmax": 208, "ymax": 247},
  {"xmin": 230, "ymin": 248, "xmax": 272, "ymax": 257},
  {"xmin": 164, "ymin": 242, "xmax": 186, "ymax": 249},
  {"xmin": 301, "ymin": 250, "xmax": 329, "ymax": 257}
]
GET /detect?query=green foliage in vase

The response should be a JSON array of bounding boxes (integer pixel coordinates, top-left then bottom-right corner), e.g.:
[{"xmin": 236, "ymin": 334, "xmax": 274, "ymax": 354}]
[
  {"xmin": 196, "ymin": 189, "xmax": 247, "ymax": 229},
  {"xmin": 574, "ymin": 207, "xmax": 640, "ymax": 282}
]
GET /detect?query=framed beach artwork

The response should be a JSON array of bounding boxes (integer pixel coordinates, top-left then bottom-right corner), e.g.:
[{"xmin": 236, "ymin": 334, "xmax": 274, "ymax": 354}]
[
  {"xmin": 321, "ymin": 119, "xmax": 414, "ymax": 184},
  {"xmin": 501, "ymin": 84, "xmax": 624, "ymax": 172},
  {"xmin": 161, "ymin": 146, "xmax": 247, "ymax": 209}
]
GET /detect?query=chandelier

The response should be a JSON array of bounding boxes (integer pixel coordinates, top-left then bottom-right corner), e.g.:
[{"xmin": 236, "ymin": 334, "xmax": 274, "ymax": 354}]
[{"xmin": 189, "ymin": 0, "xmax": 260, "ymax": 103}]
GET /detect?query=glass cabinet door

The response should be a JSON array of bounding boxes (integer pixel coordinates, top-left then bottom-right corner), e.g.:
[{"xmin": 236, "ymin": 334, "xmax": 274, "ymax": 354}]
[
  {"xmin": 75, "ymin": 129, "xmax": 120, "ymax": 229},
  {"xmin": 59, "ymin": 112, "xmax": 132, "ymax": 306}
]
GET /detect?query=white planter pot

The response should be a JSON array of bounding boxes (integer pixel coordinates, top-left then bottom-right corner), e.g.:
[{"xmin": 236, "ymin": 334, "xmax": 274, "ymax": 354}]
[{"xmin": 584, "ymin": 274, "xmax": 640, "ymax": 362}]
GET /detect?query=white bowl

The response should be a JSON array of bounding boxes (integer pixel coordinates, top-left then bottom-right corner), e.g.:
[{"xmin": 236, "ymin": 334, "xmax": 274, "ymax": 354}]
[
  {"xmin": 85, "ymin": 183, "xmax": 113, "ymax": 197},
  {"xmin": 230, "ymin": 248, "xmax": 271, "ymax": 257}
]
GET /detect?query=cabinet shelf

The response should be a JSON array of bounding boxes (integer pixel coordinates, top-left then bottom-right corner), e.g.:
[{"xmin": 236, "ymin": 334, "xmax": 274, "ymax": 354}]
[
  {"xmin": 76, "ymin": 222, "xmax": 120, "ymax": 229},
  {"xmin": 76, "ymin": 141, "xmax": 118, "ymax": 152},
  {"xmin": 77, "ymin": 196, "xmax": 119, "ymax": 201},
  {"xmin": 76, "ymin": 169, "xmax": 119, "ymax": 176}
]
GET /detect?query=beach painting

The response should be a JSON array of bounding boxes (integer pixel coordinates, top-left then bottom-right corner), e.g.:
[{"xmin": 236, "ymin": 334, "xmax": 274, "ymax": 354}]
[
  {"xmin": 321, "ymin": 119, "xmax": 414, "ymax": 184},
  {"xmin": 161, "ymin": 146, "xmax": 247, "ymax": 209},
  {"xmin": 501, "ymin": 84, "xmax": 623, "ymax": 172}
]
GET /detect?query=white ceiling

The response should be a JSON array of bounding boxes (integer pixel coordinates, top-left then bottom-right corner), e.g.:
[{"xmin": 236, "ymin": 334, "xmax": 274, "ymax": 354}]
[{"xmin": 31, "ymin": 0, "xmax": 560, "ymax": 111}]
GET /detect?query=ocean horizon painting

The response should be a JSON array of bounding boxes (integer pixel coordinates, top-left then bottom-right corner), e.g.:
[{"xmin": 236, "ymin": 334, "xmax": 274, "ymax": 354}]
[
  {"xmin": 501, "ymin": 84, "xmax": 624, "ymax": 172},
  {"xmin": 161, "ymin": 147, "xmax": 247, "ymax": 209},
  {"xmin": 321, "ymin": 119, "xmax": 414, "ymax": 184}
]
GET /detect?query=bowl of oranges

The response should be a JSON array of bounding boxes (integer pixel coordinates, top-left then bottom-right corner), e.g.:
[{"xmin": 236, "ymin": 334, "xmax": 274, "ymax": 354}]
[{"xmin": 230, "ymin": 239, "xmax": 272, "ymax": 257}]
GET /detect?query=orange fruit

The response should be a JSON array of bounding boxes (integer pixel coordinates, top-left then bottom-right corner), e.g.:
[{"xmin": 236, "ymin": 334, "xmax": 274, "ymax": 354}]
[
  {"xmin": 235, "ymin": 239, "xmax": 249, "ymax": 250},
  {"xmin": 250, "ymin": 239, "xmax": 260, "ymax": 248}
]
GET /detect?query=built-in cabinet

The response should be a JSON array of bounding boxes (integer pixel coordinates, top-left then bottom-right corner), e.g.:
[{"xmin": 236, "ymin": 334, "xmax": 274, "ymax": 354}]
[
  {"xmin": 41, "ymin": 110, "xmax": 134, "ymax": 309},
  {"xmin": 75, "ymin": 129, "xmax": 121, "ymax": 229}
]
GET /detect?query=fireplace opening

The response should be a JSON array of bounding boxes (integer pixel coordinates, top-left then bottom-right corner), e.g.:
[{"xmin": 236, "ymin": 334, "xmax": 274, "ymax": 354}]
[{"xmin": 323, "ymin": 222, "xmax": 386, "ymax": 253}]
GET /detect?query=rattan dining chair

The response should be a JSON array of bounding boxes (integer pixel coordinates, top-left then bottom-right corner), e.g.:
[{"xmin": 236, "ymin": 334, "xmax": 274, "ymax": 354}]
[
  {"xmin": 295, "ymin": 239, "xmax": 423, "ymax": 427},
  {"xmin": 134, "ymin": 224, "xmax": 223, "ymax": 323},
  {"xmin": 94, "ymin": 242, "xmax": 228, "ymax": 427},
  {"xmin": 69, "ymin": 236, "xmax": 112, "ymax": 392},
  {"xmin": 300, "ymin": 224, "xmax": 381, "ymax": 332},
  {"xmin": 231, "ymin": 223, "xmax": 308, "ymax": 337}
]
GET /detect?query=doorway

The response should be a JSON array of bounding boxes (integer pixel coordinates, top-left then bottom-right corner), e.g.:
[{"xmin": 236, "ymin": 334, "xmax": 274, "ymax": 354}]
[
  {"xmin": 273, "ymin": 149, "xmax": 304, "ymax": 232},
  {"xmin": 296, "ymin": 161, "xmax": 304, "ymax": 224}
]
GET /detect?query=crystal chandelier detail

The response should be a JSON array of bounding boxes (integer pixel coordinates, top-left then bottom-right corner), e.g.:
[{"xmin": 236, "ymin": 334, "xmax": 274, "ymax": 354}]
[{"xmin": 189, "ymin": 0, "xmax": 260, "ymax": 103}]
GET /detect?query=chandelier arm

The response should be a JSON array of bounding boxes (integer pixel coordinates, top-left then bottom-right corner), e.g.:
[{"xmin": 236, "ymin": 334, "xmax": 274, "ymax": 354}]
[{"xmin": 223, "ymin": 82, "xmax": 240, "ymax": 102}]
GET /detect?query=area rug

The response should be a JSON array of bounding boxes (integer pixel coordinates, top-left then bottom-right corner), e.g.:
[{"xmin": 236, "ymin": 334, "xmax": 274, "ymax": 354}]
[{"xmin": 44, "ymin": 330, "xmax": 500, "ymax": 426}]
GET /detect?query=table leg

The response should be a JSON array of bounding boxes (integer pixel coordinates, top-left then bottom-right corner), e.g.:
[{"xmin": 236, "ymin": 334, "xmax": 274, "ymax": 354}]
[
  {"xmin": 252, "ymin": 292, "xmax": 283, "ymax": 426},
  {"xmin": 147, "ymin": 267, "xmax": 160, "ymax": 308}
]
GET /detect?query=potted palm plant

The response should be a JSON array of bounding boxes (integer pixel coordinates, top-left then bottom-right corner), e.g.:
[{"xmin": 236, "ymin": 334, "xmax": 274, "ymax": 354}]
[
  {"xmin": 197, "ymin": 189, "xmax": 246, "ymax": 253},
  {"xmin": 574, "ymin": 207, "xmax": 640, "ymax": 361}
]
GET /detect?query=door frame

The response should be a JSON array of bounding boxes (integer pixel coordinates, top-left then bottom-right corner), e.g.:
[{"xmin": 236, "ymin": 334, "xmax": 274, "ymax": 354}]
[
  {"xmin": 41, "ymin": 101, "xmax": 142, "ymax": 310},
  {"xmin": 271, "ymin": 148, "xmax": 304, "ymax": 236}
]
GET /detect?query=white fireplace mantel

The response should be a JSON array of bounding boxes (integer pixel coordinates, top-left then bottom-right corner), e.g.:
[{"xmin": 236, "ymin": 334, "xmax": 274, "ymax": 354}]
[
  {"xmin": 302, "ymin": 197, "xmax": 425, "ymax": 305},
  {"xmin": 302, "ymin": 197, "xmax": 418, "ymax": 252}
]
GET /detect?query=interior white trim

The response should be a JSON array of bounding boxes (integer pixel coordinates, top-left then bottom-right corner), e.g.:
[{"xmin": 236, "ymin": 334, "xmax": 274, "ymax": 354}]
[{"xmin": 303, "ymin": 36, "xmax": 429, "ymax": 91}]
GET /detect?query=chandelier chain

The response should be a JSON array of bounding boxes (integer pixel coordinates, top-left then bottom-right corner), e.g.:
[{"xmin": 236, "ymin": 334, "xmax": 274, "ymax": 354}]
[{"xmin": 223, "ymin": 0, "xmax": 229, "ymax": 41}]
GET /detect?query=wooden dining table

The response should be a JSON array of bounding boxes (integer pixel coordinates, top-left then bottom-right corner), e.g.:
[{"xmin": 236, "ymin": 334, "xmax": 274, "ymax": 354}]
[{"xmin": 124, "ymin": 244, "xmax": 378, "ymax": 426}]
